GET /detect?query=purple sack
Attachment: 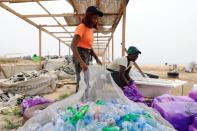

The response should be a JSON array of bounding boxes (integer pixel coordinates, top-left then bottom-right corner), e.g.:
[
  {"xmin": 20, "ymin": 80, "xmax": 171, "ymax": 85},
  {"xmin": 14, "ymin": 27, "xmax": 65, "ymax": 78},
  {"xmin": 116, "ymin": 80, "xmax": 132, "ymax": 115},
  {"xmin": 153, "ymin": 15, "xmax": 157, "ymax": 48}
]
[
  {"xmin": 191, "ymin": 116, "xmax": 197, "ymax": 129},
  {"xmin": 189, "ymin": 124, "xmax": 197, "ymax": 131},
  {"xmin": 152, "ymin": 94, "xmax": 197, "ymax": 131},
  {"xmin": 123, "ymin": 81, "xmax": 144, "ymax": 102},
  {"xmin": 152, "ymin": 94, "xmax": 194, "ymax": 103},
  {"xmin": 21, "ymin": 96, "xmax": 52, "ymax": 111},
  {"xmin": 189, "ymin": 116, "xmax": 197, "ymax": 131},
  {"xmin": 189, "ymin": 91, "xmax": 197, "ymax": 102}
]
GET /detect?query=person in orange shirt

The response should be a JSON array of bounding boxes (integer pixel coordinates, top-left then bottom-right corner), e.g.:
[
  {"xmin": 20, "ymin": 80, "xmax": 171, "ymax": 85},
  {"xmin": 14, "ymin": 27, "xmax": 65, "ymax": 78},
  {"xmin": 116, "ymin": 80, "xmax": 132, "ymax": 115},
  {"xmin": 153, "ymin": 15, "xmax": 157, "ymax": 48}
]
[{"xmin": 71, "ymin": 6, "xmax": 103, "ymax": 92}]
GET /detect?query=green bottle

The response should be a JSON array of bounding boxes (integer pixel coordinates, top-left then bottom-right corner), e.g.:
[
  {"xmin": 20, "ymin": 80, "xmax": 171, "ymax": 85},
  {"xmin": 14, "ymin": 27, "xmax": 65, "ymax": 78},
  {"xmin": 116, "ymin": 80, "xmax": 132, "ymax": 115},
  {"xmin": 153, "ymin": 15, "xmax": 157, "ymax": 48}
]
[
  {"xmin": 69, "ymin": 105, "xmax": 89, "ymax": 125},
  {"xmin": 103, "ymin": 126, "xmax": 120, "ymax": 131},
  {"xmin": 67, "ymin": 106, "xmax": 77, "ymax": 115},
  {"xmin": 122, "ymin": 113, "xmax": 140, "ymax": 122},
  {"xmin": 96, "ymin": 100, "xmax": 105, "ymax": 105},
  {"xmin": 143, "ymin": 113, "xmax": 152, "ymax": 119}
]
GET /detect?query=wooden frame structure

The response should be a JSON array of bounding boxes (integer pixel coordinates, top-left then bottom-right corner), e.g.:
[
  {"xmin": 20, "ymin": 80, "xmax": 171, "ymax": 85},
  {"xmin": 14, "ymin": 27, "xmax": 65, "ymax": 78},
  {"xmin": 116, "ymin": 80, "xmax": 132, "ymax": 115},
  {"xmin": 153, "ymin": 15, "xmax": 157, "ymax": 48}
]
[{"xmin": 0, "ymin": 0, "xmax": 129, "ymax": 64}]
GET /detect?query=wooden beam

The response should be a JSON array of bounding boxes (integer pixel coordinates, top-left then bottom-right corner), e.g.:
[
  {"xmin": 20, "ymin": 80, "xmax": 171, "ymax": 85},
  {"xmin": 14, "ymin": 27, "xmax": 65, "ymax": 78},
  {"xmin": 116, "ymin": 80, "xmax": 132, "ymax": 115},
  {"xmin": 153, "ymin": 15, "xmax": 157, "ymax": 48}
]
[
  {"xmin": 58, "ymin": 36, "xmax": 109, "ymax": 39},
  {"xmin": 2, "ymin": 0, "xmax": 53, "ymax": 2},
  {"xmin": 134, "ymin": 62, "xmax": 146, "ymax": 77},
  {"xmin": 112, "ymin": 33, "xmax": 114, "ymax": 61},
  {"xmin": 68, "ymin": 0, "xmax": 83, "ymax": 21},
  {"xmin": 94, "ymin": 42, "xmax": 107, "ymax": 45},
  {"xmin": 93, "ymin": 47, "xmax": 106, "ymax": 48},
  {"xmin": 105, "ymin": 51, "xmax": 107, "ymax": 66},
  {"xmin": 94, "ymin": 38, "xmax": 109, "ymax": 40},
  {"xmin": 0, "ymin": 64, "xmax": 7, "ymax": 78},
  {"xmin": 23, "ymin": 13, "xmax": 83, "ymax": 18},
  {"xmin": 96, "ymin": 0, "xmax": 102, "ymax": 56},
  {"xmin": 58, "ymin": 36, "xmax": 73, "ymax": 38},
  {"xmin": 63, "ymin": 40, "xmax": 108, "ymax": 43},
  {"xmin": 0, "ymin": 3, "xmax": 70, "ymax": 47},
  {"xmin": 39, "ymin": 28, "xmax": 42, "ymax": 65},
  {"xmin": 68, "ymin": 0, "xmax": 78, "ymax": 13},
  {"xmin": 93, "ymin": 35, "xmax": 110, "ymax": 37},
  {"xmin": 108, "ymin": 43, "xmax": 110, "ymax": 63},
  {"xmin": 122, "ymin": 0, "xmax": 126, "ymax": 56},
  {"xmin": 59, "ymin": 40, "xmax": 61, "ymax": 56},
  {"xmin": 93, "ymin": 45, "xmax": 107, "ymax": 47},
  {"xmin": 52, "ymin": 31, "xmax": 106, "ymax": 34},
  {"xmin": 37, "ymin": 2, "xmax": 72, "ymax": 38},
  {"xmin": 102, "ymin": 0, "xmax": 129, "ymax": 56},
  {"xmin": 51, "ymin": 32, "xmax": 74, "ymax": 34},
  {"xmin": 23, "ymin": 13, "xmax": 117, "ymax": 18},
  {"xmin": 95, "ymin": 32, "xmax": 100, "ymax": 56},
  {"xmin": 41, "ymin": 25, "xmax": 76, "ymax": 27},
  {"xmin": 63, "ymin": 40, "xmax": 72, "ymax": 42},
  {"xmin": 94, "ymin": 39, "xmax": 109, "ymax": 42},
  {"xmin": 96, "ymin": 0, "xmax": 99, "ymax": 7},
  {"xmin": 94, "ymin": 42, "xmax": 107, "ymax": 44}
]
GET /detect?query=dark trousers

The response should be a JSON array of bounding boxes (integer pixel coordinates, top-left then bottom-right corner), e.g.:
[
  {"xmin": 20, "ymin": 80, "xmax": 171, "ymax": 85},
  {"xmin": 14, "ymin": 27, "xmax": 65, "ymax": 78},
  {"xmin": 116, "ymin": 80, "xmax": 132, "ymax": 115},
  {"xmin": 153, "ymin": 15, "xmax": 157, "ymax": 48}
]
[{"xmin": 72, "ymin": 47, "xmax": 91, "ymax": 92}]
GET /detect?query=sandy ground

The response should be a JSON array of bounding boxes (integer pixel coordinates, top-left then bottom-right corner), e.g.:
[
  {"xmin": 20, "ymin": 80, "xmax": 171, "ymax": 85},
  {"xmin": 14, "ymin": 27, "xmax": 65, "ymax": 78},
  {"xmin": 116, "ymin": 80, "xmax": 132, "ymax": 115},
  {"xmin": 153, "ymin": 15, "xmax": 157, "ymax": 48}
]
[
  {"xmin": 0, "ymin": 115, "xmax": 22, "ymax": 131},
  {"xmin": 0, "ymin": 64, "xmax": 196, "ymax": 130},
  {"xmin": 0, "ymin": 79, "xmax": 76, "ymax": 131},
  {"xmin": 139, "ymin": 65, "xmax": 197, "ymax": 95}
]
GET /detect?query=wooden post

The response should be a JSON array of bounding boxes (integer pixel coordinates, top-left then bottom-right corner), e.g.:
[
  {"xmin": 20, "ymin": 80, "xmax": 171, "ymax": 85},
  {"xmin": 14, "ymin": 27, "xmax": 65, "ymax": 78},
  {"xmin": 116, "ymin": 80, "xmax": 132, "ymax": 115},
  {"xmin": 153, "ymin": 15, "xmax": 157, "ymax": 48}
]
[
  {"xmin": 106, "ymin": 50, "xmax": 107, "ymax": 66},
  {"xmin": 112, "ymin": 33, "xmax": 114, "ymax": 61},
  {"xmin": 97, "ymin": 33, "xmax": 99, "ymax": 57},
  {"xmin": 134, "ymin": 62, "xmax": 146, "ymax": 77},
  {"xmin": 102, "ymin": 55, "xmax": 105, "ymax": 66},
  {"xmin": 39, "ymin": 28, "xmax": 42, "ymax": 65},
  {"xmin": 106, "ymin": 47, "xmax": 108, "ymax": 65},
  {"xmin": 108, "ymin": 44, "xmax": 110, "ymax": 64},
  {"xmin": 122, "ymin": 0, "xmax": 126, "ymax": 56},
  {"xmin": 69, "ymin": 47, "xmax": 71, "ymax": 56},
  {"xmin": 59, "ymin": 40, "xmax": 61, "ymax": 57},
  {"xmin": 0, "ymin": 64, "xmax": 7, "ymax": 78}
]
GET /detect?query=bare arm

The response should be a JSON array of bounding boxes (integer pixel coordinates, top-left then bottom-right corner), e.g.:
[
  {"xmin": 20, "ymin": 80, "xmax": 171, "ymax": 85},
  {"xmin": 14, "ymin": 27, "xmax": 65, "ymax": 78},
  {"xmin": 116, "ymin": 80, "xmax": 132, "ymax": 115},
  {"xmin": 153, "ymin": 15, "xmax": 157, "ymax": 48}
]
[
  {"xmin": 119, "ymin": 65, "xmax": 130, "ymax": 87},
  {"xmin": 71, "ymin": 35, "xmax": 87, "ymax": 71},
  {"xmin": 125, "ymin": 66, "xmax": 132, "ymax": 82},
  {"xmin": 90, "ymin": 48, "xmax": 102, "ymax": 65}
]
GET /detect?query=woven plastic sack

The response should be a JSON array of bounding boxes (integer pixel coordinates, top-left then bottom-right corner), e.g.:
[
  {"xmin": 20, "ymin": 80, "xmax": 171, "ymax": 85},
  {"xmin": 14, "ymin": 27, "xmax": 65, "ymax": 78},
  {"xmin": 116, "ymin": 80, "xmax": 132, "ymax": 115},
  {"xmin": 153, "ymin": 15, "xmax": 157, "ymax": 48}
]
[
  {"xmin": 18, "ymin": 66, "xmax": 175, "ymax": 131},
  {"xmin": 44, "ymin": 58, "xmax": 65, "ymax": 71},
  {"xmin": 0, "ymin": 73, "xmax": 57, "ymax": 96}
]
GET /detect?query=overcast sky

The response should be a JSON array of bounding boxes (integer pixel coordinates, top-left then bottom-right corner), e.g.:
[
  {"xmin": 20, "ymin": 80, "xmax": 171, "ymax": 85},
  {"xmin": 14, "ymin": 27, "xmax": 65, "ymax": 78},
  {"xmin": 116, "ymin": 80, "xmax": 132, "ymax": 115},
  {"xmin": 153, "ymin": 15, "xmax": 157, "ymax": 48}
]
[{"xmin": 0, "ymin": 0, "xmax": 197, "ymax": 65}]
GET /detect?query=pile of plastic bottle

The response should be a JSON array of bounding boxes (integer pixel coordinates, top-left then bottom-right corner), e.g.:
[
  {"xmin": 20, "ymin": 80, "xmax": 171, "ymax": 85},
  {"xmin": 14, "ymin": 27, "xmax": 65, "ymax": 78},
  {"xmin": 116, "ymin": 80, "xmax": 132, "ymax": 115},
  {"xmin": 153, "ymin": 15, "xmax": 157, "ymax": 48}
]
[{"xmin": 27, "ymin": 99, "xmax": 171, "ymax": 131}]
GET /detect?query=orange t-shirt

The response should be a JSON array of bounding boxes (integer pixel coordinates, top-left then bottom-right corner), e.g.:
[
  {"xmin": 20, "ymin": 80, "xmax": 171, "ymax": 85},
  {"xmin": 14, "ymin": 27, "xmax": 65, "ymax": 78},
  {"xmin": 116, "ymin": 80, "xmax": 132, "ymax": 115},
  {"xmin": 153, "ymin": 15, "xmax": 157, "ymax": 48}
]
[{"xmin": 74, "ymin": 23, "xmax": 93, "ymax": 49}]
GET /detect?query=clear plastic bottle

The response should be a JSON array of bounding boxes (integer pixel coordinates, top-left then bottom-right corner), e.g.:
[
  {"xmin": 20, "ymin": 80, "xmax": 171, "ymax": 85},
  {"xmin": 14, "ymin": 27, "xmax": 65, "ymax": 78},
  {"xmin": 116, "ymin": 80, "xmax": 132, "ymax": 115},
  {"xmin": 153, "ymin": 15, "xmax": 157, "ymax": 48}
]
[
  {"xmin": 39, "ymin": 122, "xmax": 55, "ymax": 131},
  {"xmin": 79, "ymin": 122, "xmax": 106, "ymax": 131},
  {"xmin": 55, "ymin": 118, "xmax": 65, "ymax": 131},
  {"xmin": 83, "ymin": 113, "xmax": 94, "ymax": 125},
  {"xmin": 64, "ymin": 122, "xmax": 75, "ymax": 131},
  {"xmin": 121, "ymin": 121, "xmax": 137, "ymax": 131},
  {"xmin": 144, "ymin": 117, "xmax": 157, "ymax": 128},
  {"xmin": 26, "ymin": 123, "xmax": 42, "ymax": 131}
]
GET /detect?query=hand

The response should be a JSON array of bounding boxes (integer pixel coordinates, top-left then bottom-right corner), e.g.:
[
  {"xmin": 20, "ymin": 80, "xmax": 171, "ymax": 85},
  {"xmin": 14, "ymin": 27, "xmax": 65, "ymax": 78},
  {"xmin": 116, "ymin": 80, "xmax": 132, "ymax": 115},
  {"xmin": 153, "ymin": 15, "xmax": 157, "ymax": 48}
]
[
  {"xmin": 80, "ymin": 62, "xmax": 88, "ymax": 71},
  {"xmin": 96, "ymin": 58, "xmax": 102, "ymax": 65},
  {"xmin": 122, "ymin": 86, "xmax": 127, "ymax": 90},
  {"xmin": 129, "ymin": 80, "xmax": 134, "ymax": 84}
]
